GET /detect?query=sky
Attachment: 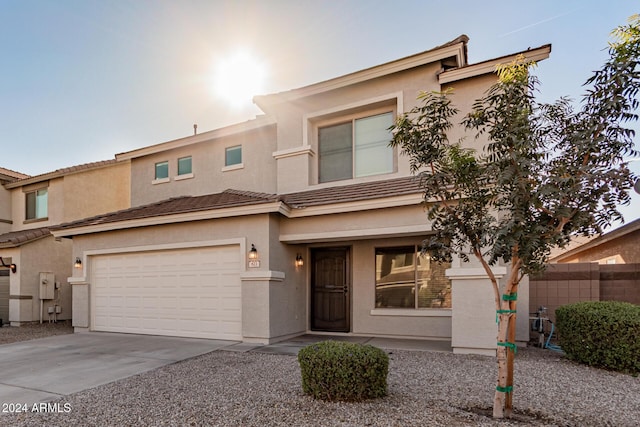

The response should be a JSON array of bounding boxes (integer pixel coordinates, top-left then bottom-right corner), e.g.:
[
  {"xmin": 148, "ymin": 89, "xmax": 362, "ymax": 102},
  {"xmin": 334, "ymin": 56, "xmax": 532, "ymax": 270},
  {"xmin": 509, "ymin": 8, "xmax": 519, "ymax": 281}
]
[{"xmin": 1, "ymin": 0, "xmax": 638, "ymax": 223}]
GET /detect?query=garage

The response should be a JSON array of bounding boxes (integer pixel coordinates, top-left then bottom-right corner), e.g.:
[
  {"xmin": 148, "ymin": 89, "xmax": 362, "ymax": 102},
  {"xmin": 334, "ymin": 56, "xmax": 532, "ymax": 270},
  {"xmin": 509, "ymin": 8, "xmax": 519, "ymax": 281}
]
[{"xmin": 91, "ymin": 245, "xmax": 241, "ymax": 340}]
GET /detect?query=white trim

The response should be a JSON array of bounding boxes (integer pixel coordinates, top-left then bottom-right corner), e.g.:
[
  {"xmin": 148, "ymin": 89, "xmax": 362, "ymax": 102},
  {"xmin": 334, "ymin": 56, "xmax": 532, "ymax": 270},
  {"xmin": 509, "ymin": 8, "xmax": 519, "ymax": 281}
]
[
  {"xmin": 221, "ymin": 163, "xmax": 244, "ymax": 172},
  {"xmin": 439, "ymin": 45, "xmax": 551, "ymax": 84},
  {"xmin": 151, "ymin": 177, "xmax": 170, "ymax": 185},
  {"xmin": 174, "ymin": 173, "xmax": 194, "ymax": 181},
  {"xmin": 255, "ymin": 43, "xmax": 465, "ymax": 103},
  {"xmin": 240, "ymin": 270, "xmax": 286, "ymax": 282},
  {"xmin": 272, "ymin": 145, "xmax": 315, "ymax": 160},
  {"xmin": 302, "ymin": 92, "xmax": 404, "ymax": 148},
  {"xmin": 370, "ymin": 308, "xmax": 452, "ymax": 317},
  {"xmin": 280, "ymin": 223, "xmax": 431, "ymax": 244}
]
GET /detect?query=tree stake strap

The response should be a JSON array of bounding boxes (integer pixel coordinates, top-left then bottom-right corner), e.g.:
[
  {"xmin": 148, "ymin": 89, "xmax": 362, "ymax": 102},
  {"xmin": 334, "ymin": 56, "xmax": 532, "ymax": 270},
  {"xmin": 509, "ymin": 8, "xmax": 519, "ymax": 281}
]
[
  {"xmin": 496, "ymin": 309, "xmax": 517, "ymax": 323},
  {"xmin": 496, "ymin": 385, "xmax": 513, "ymax": 394},
  {"xmin": 502, "ymin": 292, "xmax": 518, "ymax": 301},
  {"xmin": 497, "ymin": 341, "xmax": 517, "ymax": 353}
]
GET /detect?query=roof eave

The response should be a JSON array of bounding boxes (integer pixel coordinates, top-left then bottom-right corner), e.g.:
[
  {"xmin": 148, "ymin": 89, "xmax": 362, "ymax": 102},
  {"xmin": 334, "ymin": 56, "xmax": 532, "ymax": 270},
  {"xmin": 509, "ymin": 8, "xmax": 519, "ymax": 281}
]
[
  {"xmin": 438, "ymin": 44, "xmax": 551, "ymax": 84},
  {"xmin": 254, "ymin": 36, "xmax": 469, "ymax": 109}
]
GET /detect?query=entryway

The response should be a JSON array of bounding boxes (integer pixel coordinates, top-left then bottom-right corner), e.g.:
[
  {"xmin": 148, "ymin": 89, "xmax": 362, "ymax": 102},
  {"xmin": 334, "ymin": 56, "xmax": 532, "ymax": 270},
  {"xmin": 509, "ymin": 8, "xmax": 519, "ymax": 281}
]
[{"xmin": 310, "ymin": 247, "xmax": 350, "ymax": 332}]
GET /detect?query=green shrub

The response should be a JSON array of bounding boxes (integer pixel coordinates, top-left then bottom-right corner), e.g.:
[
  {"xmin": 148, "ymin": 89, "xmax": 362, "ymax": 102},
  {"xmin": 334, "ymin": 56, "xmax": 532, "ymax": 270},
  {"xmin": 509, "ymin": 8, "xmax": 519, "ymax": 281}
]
[
  {"xmin": 555, "ymin": 301, "xmax": 640, "ymax": 374},
  {"xmin": 297, "ymin": 340, "xmax": 389, "ymax": 401}
]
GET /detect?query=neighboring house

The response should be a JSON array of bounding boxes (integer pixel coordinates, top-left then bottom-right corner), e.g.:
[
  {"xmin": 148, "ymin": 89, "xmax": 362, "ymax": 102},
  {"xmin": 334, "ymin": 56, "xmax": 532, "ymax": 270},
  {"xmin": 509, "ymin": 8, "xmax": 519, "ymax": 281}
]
[
  {"xmin": 550, "ymin": 217, "xmax": 640, "ymax": 264},
  {"xmin": 531, "ymin": 218, "xmax": 640, "ymax": 323},
  {"xmin": 0, "ymin": 160, "xmax": 130, "ymax": 325},
  {"xmin": 51, "ymin": 36, "xmax": 551, "ymax": 355}
]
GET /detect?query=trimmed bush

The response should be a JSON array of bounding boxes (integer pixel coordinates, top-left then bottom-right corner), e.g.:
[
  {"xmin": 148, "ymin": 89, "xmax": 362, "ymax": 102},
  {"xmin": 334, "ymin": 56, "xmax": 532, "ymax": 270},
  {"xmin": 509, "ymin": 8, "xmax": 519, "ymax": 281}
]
[
  {"xmin": 297, "ymin": 340, "xmax": 389, "ymax": 401},
  {"xmin": 556, "ymin": 301, "xmax": 640, "ymax": 374}
]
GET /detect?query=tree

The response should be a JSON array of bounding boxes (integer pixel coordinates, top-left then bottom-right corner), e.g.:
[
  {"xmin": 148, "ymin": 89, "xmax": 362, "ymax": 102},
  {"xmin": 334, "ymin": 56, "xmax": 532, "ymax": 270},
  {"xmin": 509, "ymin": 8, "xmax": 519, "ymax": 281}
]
[{"xmin": 390, "ymin": 15, "xmax": 640, "ymax": 419}]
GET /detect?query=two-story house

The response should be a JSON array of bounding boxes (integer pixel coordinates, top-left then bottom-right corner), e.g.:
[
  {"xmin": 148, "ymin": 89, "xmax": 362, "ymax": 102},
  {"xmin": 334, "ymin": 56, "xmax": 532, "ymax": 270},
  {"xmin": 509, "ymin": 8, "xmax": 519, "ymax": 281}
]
[
  {"xmin": 0, "ymin": 161, "xmax": 130, "ymax": 325},
  {"xmin": 52, "ymin": 36, "xmax": 551, "ymax": 355}
]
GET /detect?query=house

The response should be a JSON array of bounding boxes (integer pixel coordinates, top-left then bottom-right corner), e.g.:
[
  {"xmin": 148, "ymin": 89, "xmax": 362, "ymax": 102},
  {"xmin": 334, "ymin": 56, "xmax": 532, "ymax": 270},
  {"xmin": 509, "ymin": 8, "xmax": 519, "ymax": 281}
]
[
  {"xmin": 550, "ymin": 217, "xmax": 640, "ymax": 264},
  {"xmin": 51, "ymin": 36, "xmax": 551, "ymax": 355},
  {"xmin": 530, "ymin": 218, "xmax": 640, "ymax": 321},
  {"xmin": 0, "ymin": 161, "xmax": 130, "ymax": 325}
]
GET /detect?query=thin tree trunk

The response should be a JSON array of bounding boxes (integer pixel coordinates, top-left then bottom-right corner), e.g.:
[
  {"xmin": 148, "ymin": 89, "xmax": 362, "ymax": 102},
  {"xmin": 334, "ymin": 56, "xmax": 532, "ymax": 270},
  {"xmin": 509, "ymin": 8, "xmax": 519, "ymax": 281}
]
[{"xmin": 504, "ymin": 281, "xmax": 519, "ymax": 417}]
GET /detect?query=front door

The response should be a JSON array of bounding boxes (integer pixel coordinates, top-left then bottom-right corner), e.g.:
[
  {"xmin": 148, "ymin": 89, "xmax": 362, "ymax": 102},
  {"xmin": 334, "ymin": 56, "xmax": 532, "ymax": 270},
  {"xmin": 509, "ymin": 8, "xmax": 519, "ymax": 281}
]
[{"xmin": 311, "ymin": 248, "xmax": 350, "ymax": 332}]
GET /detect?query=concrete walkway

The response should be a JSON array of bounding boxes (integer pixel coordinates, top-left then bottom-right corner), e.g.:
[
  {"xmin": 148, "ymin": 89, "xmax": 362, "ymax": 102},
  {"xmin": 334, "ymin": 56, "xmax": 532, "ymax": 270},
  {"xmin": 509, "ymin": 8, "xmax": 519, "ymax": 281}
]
[
  {"xmin": 0, "ymin": 332, "xmax": 235, "ymax": 405},
  {"xmin": 0, "ymin": 332, "xmax": 451, "ymax": 405}
]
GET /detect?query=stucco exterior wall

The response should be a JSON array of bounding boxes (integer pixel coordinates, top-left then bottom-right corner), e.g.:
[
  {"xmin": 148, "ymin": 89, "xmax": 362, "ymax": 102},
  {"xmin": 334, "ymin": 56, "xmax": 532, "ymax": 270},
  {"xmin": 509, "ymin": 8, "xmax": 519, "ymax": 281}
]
[
  {"xmin": 350, "ymin": 237, "xmax": 452, "ymax": 339},
  {"xmin": 129, "ymin": 125, "xmax": 277, "ymax": 207},
  {"xmin": 62, "ymin": 161, "xmax": 130, "ymax": 223},
  {"xmin": 445, "ymin": 73, "xmax": 497, "ymax": 152},
  {"xmin": 0, "ymin": 185, "xmax": 11, "ymax": 234},
  {"xmin": 270, "ymin": 65, "xmax": 443, "ymax": 194},
  {"xmin": 8, "ymin": 237, "xmax": 72, "ymax": 324},
  {"xmin": 10, "ymin": 162, "xmax": 130, "ymax": 232}
]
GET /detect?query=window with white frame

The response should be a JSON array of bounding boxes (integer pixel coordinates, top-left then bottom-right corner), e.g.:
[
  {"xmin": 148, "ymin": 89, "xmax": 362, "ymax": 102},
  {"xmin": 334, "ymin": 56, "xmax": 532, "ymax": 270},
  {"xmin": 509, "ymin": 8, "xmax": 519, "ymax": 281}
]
[
  {"xmin": 375, "ymin": 246, "xmax": 451, "ymax": 309},
  {"xmin": 177, "ymin": 156, "xmax": 192, "ymax": 176},
  {"xmin": 25, "ymin": 188, "xmax": 48, "ymax": 220},
  {"xmin": 225, "ymin": 145, "xmax": 242, "ymax": 166},
  {"xmin": 318, "ymin": 111, "xmax": 394, "ymax": 183},
  {"xmin": 155, "ymin": 161, "xmax": 169, "ymax": 180}
]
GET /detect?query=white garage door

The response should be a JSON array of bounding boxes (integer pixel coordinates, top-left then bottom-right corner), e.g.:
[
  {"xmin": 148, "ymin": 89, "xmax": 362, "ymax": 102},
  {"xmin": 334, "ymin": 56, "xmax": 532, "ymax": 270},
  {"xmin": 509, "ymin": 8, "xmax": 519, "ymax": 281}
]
[{"xmin": 91, "ymin": 245, "xmax": 241, "ymax": 340}]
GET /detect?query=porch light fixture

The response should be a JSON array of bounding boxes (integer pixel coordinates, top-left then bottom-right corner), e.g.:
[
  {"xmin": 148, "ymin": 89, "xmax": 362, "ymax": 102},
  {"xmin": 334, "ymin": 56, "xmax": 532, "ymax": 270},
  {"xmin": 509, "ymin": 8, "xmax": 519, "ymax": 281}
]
[
  {"xmin": 295, "ymin": 253, "xmax": 304, "ymax": 267},
  {"xmin": 74, "ymin": 257, "xmax": 82, "ymax": 269},
  {"xmin": 248, "ymin": 244, "xmax": 258, "ymax": 260},
  {"xmin": 0, "ymin": 257, "xmax": 17, "ymax": 273}
]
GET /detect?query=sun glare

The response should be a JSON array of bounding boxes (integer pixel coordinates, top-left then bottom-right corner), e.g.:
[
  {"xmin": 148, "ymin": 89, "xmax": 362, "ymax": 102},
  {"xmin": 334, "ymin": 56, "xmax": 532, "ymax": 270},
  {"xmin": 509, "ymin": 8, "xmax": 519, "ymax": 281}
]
[{"xmin": 213, "ymin": 50, "xmax": 266, "ymax": 109}]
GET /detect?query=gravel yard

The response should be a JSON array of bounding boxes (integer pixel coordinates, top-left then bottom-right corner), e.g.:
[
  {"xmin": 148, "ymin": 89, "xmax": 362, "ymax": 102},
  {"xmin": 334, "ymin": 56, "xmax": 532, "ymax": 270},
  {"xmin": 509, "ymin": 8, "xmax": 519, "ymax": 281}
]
[{"xmin": 1, "ymin": 324, "xmax": 639, "ymax": 426}]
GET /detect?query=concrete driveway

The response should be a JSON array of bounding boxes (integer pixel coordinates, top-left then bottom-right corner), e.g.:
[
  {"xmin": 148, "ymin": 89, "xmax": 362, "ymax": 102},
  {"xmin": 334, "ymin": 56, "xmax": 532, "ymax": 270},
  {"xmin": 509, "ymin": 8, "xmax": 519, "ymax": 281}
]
[{"xmin": 0, "ymin": 332, "xmax": 236, "ymax": 405}]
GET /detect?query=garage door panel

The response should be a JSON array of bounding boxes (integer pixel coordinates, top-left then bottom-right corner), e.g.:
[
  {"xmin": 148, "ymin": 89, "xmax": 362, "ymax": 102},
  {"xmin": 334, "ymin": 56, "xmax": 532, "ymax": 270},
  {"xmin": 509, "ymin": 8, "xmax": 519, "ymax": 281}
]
[{"xmin": 91, "ymin": 245, "xmax": 241, "ymax": 340}]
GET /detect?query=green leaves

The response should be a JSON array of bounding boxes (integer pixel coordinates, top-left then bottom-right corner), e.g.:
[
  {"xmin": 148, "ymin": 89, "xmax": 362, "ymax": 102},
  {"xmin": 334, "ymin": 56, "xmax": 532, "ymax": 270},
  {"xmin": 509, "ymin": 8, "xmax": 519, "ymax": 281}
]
[{"xmin": 390, "ymin": 16, "xmax": 640, "ymax": 277}]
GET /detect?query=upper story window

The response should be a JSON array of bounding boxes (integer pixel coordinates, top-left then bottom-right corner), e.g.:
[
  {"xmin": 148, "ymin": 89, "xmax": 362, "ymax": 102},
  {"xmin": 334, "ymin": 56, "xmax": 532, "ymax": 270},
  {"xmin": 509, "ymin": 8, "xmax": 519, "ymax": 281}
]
[
  {"xmin": 155, "ymin": 161, "xmax": 169, "ymax": 180},
  {"xmin": 225, "ymin": 145, "xmax": 242, "ymax": 167},
  {"xmin": 318, "ymin": 112, "xmax": 394, "ymax": 183},
  {"xmin": 25, "ymin": 188, "xmax": 48, "ymax": 220},
  {"xmin": 375, "ymin": 246, "xmax": 451, "ymax": 309},
  {"xmin": 177, "ymin": 156, "xmax": 192, "ymax": 176}
]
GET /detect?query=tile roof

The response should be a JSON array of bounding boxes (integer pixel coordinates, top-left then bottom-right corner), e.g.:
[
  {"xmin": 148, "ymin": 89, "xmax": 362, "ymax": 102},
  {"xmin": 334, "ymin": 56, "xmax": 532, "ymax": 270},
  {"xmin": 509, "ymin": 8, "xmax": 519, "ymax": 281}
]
[
  {"xmin": 0, "ymin": 167, "xmax": 30, "ymax": 182},
  {"xmin": 52, "ymin": 190, "xmax": 280, "ymax": 230},
  {"xmin": 4, "ymin": 159, "xmax": 121, "ymax": 189},
  {"xmin": 52, "ymin": 177, "xmax": 424, "ymax": 233},
  {"xmin": 0, "ymin": 227, "xmax": 51, "ymax": 248},
  {"xmin": 280, "ymin": 176, "xmax": 422, "ymax": 208}
]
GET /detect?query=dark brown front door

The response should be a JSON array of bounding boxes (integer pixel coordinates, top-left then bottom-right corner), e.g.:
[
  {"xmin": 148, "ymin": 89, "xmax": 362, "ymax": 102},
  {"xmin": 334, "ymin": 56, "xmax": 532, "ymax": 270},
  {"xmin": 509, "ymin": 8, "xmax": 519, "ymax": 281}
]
[{"xmin": 311, "ymin": 248, "xmax": 350, "ymax": 332}]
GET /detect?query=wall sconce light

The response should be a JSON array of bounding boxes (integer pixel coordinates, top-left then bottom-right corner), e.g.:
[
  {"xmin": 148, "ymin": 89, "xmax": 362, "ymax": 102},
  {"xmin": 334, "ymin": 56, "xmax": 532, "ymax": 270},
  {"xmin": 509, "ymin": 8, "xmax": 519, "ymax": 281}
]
[
  {"xmin": 0, "ymin": 257, "xmax": 17, "ymax": 273},
  {"xmin": 248, "ymin": 244, "xmax": 258, "ymax": 260},
  {"xmin": 295, "ymin": 253, "xmax": 304, "ymax": 267},
  {"xmin": 74, "ymin": 257, "xmax": 82, "ymax": 269}
]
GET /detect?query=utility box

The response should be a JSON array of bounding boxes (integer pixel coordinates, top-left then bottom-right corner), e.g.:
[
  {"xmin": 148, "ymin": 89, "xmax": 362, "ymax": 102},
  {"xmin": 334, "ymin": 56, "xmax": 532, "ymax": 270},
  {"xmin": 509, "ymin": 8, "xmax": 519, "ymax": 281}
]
[{"xmin": 39, "ymin": 272, "xmax": 55, "ymax": 300}]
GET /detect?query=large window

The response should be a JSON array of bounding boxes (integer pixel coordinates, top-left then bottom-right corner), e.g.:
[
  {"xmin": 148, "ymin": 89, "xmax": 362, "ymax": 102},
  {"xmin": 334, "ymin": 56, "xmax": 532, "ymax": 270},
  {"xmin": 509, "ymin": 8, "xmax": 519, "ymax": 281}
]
[
  {"xmin": 318, "ymin": 112, "xmax": 394, "ymax": 183},
  {"xmin": 26, "ymin": 188, "xmax": 48, "ymax": 220},
  {"xmin": 375, "ymin": 246, "xmax": 451, "ymax": 309}
]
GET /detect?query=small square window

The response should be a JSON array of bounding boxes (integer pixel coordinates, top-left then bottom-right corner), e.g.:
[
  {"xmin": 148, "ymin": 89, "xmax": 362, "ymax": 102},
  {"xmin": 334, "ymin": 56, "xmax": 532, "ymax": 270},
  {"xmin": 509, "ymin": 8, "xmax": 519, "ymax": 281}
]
[
  {"xmin": 177, "ymin": 156, "xmax": 192, "ymax": 175},
  {"xmin": 155, "ymin": 161, "xmax": 169, "ymax": 180},
  {"xmin": 225, "ymin": 146, "xmax": 242, "ymax": 166}
]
